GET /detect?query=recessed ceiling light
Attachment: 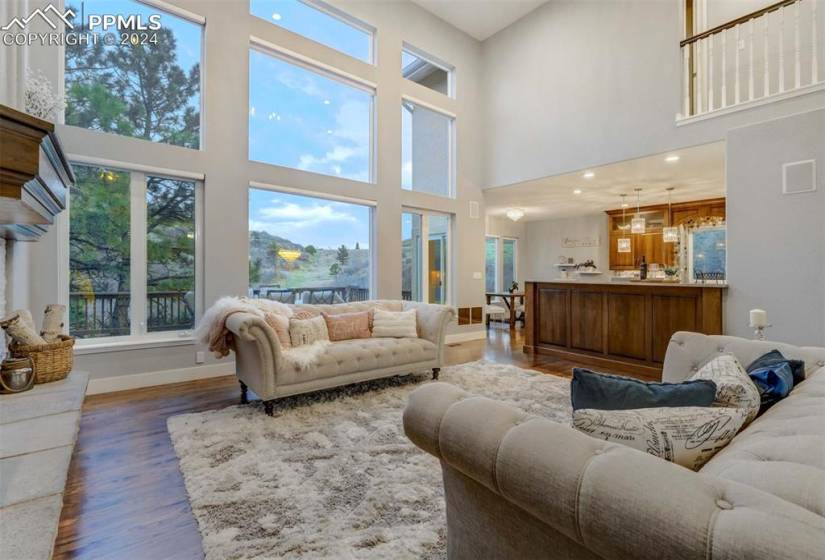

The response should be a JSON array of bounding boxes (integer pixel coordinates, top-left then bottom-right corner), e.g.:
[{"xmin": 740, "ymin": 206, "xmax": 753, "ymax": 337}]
[
  {"xmin": 665, "ymin": 155, "xmax": 680, "ymax": 163},
  {"xmin": 573, "ymin": 189, "xmax": 583, "ymax": 195},
  {"xmin": 583, "ymin": 171, "xmax": 595, "ymax": 179},
  {"xmin": 272, "ymin": 12, "xmax": 282, "ymax": 21}
]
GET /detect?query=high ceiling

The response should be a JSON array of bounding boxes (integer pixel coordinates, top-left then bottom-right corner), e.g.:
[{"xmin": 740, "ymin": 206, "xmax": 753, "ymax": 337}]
[
  {"xmin": 484, "ymin": 141, "xmax": 726, "ymax": 222},
  {"xmin": 410, "ymin": 0, "xmax": 549, "ymax": 41}
]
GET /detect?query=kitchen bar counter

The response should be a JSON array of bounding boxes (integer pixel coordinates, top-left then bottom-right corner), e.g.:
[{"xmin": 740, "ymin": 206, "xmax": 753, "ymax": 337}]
[{"xmin": 523, "ymin": 280, "xmax": 726, "ymax": 377}]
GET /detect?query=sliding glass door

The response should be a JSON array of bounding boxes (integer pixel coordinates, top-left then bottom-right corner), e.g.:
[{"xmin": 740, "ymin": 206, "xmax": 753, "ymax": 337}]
[{"xmin": 402, "ymin": 211, "xmax": 451, "ymax": 304}]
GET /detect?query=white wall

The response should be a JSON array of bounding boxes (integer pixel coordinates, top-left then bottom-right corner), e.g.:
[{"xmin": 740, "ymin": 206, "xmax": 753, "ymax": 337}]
[
  {"xmin": 726, "ymin": 108, "xmax": 825, "ymax": 346},
  {"xmin": 24, "ymin": 0, "xmax": 487, "ymax": 384},
  {"xmin": 481, "ymin": 0, "xmax": 825, "ymax": 189},
  {"xmin": 522, "ymin": 214, "xmax": 610, "ymax": 280}
]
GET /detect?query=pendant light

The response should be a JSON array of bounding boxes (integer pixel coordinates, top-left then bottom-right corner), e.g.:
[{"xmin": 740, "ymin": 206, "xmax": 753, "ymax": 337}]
[
  {"xmin": 631, "ymin": 188, "xmax": 646, "ymax": 234},
  {"xmin": 505, "ymin": 208, "xmax": 525, "ymax": 222},
  {"xmin": 618, "ymin": 195, "xmax": 631, "ymax": 253},
  {"xmin": 662, "ymin": 187, "xmax": 679, "ymax": 243}
]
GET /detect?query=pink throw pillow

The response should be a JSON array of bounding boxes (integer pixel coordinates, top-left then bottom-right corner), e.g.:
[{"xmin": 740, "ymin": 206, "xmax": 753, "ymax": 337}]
[
  {"xmin": 322, "ymin": 311, "xmax": 371, "ymax": 342},
  {"xmin": 263, "ymin": 312, "xmax": 292, "ymax": 349}
]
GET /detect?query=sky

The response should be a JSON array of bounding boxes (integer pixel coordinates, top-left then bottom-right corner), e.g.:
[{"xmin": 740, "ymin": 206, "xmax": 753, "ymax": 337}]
[{"xmin": 249, "ymin": 188, "xmax": 370, "ymax": 249}]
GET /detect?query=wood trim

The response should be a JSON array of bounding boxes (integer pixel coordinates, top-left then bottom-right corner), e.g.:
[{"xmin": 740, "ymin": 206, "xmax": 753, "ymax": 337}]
[
  {"xmin": 604, "ymin": 197, "xmax": 726, "ymax": 217},
  {"xmin": 680, "ymin": 0, "xmax": 799, "ymax": 46}
]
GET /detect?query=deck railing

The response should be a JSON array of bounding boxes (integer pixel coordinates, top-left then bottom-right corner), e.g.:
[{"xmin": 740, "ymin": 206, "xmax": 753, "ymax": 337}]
[
  {"xmin": 69, "ymin": 291, "xmax": 194, "ymax": 338},
  {"xmin": 249, "ymin": 286, "xmax": 371, "ymax": 304},
  {"xmin": 680, "ymin": 0, "xmax": 822, "ymax": 120}
]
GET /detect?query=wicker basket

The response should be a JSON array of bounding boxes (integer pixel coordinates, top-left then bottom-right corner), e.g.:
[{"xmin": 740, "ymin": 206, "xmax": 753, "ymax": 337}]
[{"xmin": 10, "ymin": 335, "xmax": 74, "ymax": 384}]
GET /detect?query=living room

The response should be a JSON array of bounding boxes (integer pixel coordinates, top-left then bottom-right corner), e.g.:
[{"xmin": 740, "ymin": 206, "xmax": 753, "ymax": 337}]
[{"xmin": 0, "ymin": 0, "xmax": 823, "ymax": 558}]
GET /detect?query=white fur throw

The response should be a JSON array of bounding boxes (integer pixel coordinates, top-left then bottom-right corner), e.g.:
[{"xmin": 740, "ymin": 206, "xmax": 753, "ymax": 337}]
[
  {"xmin": 195, "ymin": 296, "xmax": 293, "ymax": 355},
  {"xmin": 280, "ymin": 340, "xmax": 331, "ymax": 371},
  {"xmin": 372, "ymin": 309, "xmax": 417, "ymax": 338}
]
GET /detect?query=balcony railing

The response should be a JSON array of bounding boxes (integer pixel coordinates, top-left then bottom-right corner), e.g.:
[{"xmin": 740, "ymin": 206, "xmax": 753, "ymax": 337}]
[
  {"xmin": 69, "ymin": 291, "xmax": 194, "ymax": 338},
  {"xmin": 249, "ymin": 286, "xmax": 371, "ymax": 304},
  {"xmin": 680, "ymin": 0, "xmax": 822, "ymax": 120}
]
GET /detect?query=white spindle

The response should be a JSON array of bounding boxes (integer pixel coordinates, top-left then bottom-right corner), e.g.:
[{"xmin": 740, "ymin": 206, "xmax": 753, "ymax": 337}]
[
  {"xmin": 721, "ymin": 29, "xmax": 728, "ymax": 107},
  {"xmin": 735, "ymin": 25, "xmax": 741, "ymax": 104},
  {"xmin": 683, "ymin": 45, "xmax": 690, "ymax": 116},
  {"xmin": 813, "ymin": 0, "xmax": 819, "ymax": 84},
  {"xmin": 697, "ymin": 40, "xmax": 704, "ymax": 114},
  {"xmin": 764, "ymin": 14, "xmax": 770, "ymax": 96},
  {"xmin": 749, "ymin": 18, "xmax": 755, "ymax": 100},
  {"xmin": 709, "ymin": 35, "xmax": 715, "ymax": 111},
  {"xmin": 778, "ymin": 6, "xmax": 785, "ymax": 93},
  {"xmin": 794, "ymin": 0, "xmax": 801, "ymax": 87}
]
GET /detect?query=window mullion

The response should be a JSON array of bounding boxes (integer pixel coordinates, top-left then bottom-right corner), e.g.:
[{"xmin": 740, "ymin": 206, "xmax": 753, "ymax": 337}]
[
  {"xmin": 420, "ymin": 214, "xmax": 430, "ymax": 303},
  {"xmin": 131, "ymin": 172, "xmax": 148, "ymax": 336}
]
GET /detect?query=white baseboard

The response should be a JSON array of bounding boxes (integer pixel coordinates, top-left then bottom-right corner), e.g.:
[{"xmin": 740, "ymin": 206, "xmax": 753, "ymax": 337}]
[
  {"xmin": 86, "ymin": 362, "xmax": 236, "ymax": 395},
  {"xmin": 445, "ymin": 330, "xmax": 486, "ymax": 344}
]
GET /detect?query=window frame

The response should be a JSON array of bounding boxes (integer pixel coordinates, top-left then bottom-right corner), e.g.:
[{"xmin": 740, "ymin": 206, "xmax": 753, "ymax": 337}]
[
  {"xmin": 401, "ymin": 42, "xmax": 455, "ymax": 98},
  {"xmin": 248, "ymin": 182, "xmax": 377, "ymax": 300},
  {"xmin": 67, "ymin": 157, "xmax": 204, "ymax": 347},
  {"xmin": 250, "ymin": 0, "xmax": 377, "ymax": 64},
  {"xmin": 485, "ymin": 235, "xmax": 519, "ymax": 294},
  {"xmin": 62, "ymin": 0, "xmax": 206, "ymax": 151},
  {"xmin": 401, "ymin": 96, "xmax": 456, "ymax": 198},
  {"xmin": 248, "ymin": 41, "xmax": 378, "ymax": 184},
  {"xmin": 401, "ymin": 208, "xmax": 453, "ymax": 305}
]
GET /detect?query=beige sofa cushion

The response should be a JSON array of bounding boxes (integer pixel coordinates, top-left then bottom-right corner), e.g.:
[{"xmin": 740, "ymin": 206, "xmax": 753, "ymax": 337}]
[
  {"xmin": 278, "ymin": 337, "xmax": 437, "ymax": 385},
  {"xmin": 701, "ymin": 367, "xmax": 825, "ymax": 516}
]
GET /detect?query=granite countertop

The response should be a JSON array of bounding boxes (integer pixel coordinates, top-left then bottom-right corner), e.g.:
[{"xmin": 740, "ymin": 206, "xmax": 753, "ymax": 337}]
[{"xmin": 528, "ymin": 279, "xmax": 728, "ymax": 288}]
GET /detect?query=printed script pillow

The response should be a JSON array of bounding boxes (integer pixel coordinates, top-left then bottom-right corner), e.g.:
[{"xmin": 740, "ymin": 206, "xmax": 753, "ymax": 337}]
[
  {"xmin": 263, "ymin": 312, "xmax": 292, "ymax": 349},
  {"xmin": 289, "ymin": 315, "xmax": 329, "ymax": 347},
  {"xmin": 372, "ymin": 309, "xmax": 417, "ymax": 338},
  {"xmin": 689, "ymin": 354, "xmax": 760, "ymax": 425},
  {"xmin": 322, "ymin": 311, "xmax": 371, "ymax": 342},
  {"xmin": 570, "ymin": 368, "xmax": 717, "ymax": 411},
  {"xmin": 573, "ymin": 406, "xmax": 749, "ymax": 470}
]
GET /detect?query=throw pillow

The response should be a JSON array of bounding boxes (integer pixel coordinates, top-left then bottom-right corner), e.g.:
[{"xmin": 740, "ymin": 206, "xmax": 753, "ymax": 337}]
[
  {"xmin": 689, "ymin": 354, "xmax": 760, "ymax": 425},
  {"xmin": 289, "ymin": 315, "xmax": 329, "ymax": 347},
  {"xmin": 570, "ymin": 368, "xmax": 717, "ymax": 411},
  {"xmin": 572, "ymin": 406, "xmax": 749, "ymax": 470},
  {"xmin": 748, "ymin": 362, "xmax": 794, "ymax": 413},
  {"xmin": 372, "ymin": 309, "xmax": 417, "ymax": 338},
  {"xmin": 322, "ymin": 311, "xmax": 371, "ymax": 342},
  {"xmin": 291, "ymin": 309, "xmax": 317, "ymax": 320},
  {"xmin": 263, "ymin": 312, "xmax": 291, "ymax": 349},
  {"xmin": 747, "ymin": 349, "xmax": 806, "ymax": 386}
]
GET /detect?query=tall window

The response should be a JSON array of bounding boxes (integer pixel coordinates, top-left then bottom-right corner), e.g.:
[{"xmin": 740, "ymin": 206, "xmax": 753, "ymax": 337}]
[
  {"xmin": 249, "ymin": 48, "xmax": 374, "ymax": 183},
  {"xmin": 250, "ymin": 0, "xmax": 374, "ymax": 63},
  {"xmin": 401, "ymin": 211, "xmax": 451, "ymax": 304},
  {"xmin": 70, "ymin": 164, "xmax": 198, "ymax": 339},
  {"xmin": 402, "ymin": 45, "xmax": 453, "ymax": 97},
  {"xmin": 249, "ymin": 188, "xmax": 372, "ymax": 303},
  {"xmin": 65, "ymin": 0, "xmax": 202, "ymax": 149},
  {"xmin": 502, "ymin": 238, "xmax": 517, "ymax": 290},
  {"xmin": 485, "ymin": 237, "xmax": 518, "ymax": 294},
  {"xmin": 485, "ymin": 236, "xmax": 497, "ymax": 293},
  {"xmin": 402, "ymin": 213, "xmax": 422, "ymax": 302},
  {"xmin": 402, "ymin": 100, "xmax": 453, "ymax": 197}
]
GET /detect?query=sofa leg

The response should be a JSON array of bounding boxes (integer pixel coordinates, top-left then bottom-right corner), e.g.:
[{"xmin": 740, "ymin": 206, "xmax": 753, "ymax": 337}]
[
  {"xmin": 432, "ymin": 367, "xmax": 440, "ymax": 381},
  {"xmin": 263, "ymin": 400, "xmax": 274, "ymax": 416},
  {"xmin": 239, "ymin": 381, "xmax": 248, "ymax": 405}
]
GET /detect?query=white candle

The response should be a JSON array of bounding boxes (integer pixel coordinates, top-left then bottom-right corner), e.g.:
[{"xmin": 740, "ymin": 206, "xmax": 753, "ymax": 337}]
[{"xmin": 749, "ymin": 309, "xmax": 768, "ymax": 328}]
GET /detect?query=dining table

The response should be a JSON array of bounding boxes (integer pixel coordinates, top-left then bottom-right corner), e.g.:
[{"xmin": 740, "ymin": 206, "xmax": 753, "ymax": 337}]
[{"xmin": 485, "ymin": 291, "xmax": 525, "ymax": 327}]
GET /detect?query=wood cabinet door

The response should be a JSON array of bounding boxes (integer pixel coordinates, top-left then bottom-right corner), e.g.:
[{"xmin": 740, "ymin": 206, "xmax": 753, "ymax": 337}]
[
  {"xmin": 671, "ymin": 207, "xmax": 702, "ymax": 226},
  {"xmin": 537, "ymin": 288, "xmax": 568, "ymax": 347},
  {"xmin": 609, "ymin": 231, "xmax": 635, "ymax": 270},
  {"xmin": 570, "ymin": 291, "xmax": 603, "ymax": 353},
  {"xmin": 651, "ymin": 295, "xmax": 698, "ymax": 362},
  {"xmin": 606, "ymin": 293, "xmax": 648, "ymax": 360},
  {"xmin": 633, "ymin": 232, "xmax": 668, "ymax": 267}
]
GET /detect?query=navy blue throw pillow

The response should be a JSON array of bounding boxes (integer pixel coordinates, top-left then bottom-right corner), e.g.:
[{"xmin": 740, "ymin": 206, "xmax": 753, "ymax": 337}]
[
  {"xmin": 746, "ymin": 350, "xmax": 805, "ymax": 386},
  {"xmin": 570, "ymin": 368, "xmax": 718, "ymax": 411}
]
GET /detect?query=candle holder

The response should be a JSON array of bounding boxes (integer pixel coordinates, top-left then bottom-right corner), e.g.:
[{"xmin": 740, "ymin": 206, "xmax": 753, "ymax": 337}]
[{"xmin": 752, "ymin": 324, "xmax": 772, "ymax": 341}]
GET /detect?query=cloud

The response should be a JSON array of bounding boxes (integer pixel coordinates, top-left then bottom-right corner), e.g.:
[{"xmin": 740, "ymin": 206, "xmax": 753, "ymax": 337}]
[
  {"xmin": 257, "ymin": 201, "xmax": 357, "ymax": 226},
  {"xmin": 277, "ymin": 70, "xmax": 328, "ymax": 100}
]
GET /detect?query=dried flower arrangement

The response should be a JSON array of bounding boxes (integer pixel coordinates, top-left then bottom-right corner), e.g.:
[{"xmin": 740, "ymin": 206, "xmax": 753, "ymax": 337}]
[{"xmin": 24, "ymin": 68, "xmax": 66, "ymax": 122}]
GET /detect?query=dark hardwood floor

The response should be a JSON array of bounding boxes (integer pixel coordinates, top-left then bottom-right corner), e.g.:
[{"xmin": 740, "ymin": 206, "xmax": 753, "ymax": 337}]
[{"xmin": 53, "ymin": 327, "xmax": 603, "ymax": 559}]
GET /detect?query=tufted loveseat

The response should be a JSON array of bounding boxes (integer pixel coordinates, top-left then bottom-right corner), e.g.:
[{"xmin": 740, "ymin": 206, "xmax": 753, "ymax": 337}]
[
  {"xmin": 226, "ymin": 300, "xmax": 454, "ymax": 415},
  {"xmin": 403, "ymin": 331, "xmax": 825, "ymax": 559}
]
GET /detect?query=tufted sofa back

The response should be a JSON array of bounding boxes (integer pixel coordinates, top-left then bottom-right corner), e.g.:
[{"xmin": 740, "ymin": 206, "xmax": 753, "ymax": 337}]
[{"xmin": 663, "ymin": 331, "xmax": 825, "ymax": 383}]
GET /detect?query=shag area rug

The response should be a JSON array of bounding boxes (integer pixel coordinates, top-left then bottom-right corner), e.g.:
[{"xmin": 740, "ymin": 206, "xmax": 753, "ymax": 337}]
[{"xmin": 167, "ymin": 360, "xmax": 572, "ymax": 559}]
